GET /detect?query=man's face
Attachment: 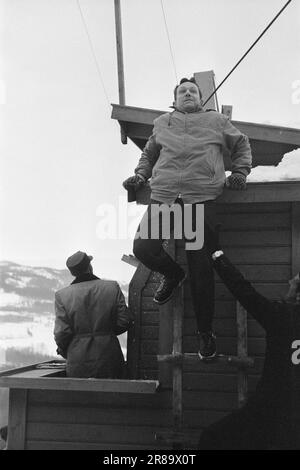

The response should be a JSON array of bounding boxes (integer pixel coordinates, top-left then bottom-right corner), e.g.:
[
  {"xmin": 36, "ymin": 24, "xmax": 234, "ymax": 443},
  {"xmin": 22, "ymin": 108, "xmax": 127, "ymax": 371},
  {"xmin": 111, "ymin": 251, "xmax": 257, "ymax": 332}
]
[
  {"xmin": 174, "ymin": 82, "xmax": 202, "ymax": 113},
  {"xmin": 285, "ymin": 273, "xmax": 300, "ymax": 304}
]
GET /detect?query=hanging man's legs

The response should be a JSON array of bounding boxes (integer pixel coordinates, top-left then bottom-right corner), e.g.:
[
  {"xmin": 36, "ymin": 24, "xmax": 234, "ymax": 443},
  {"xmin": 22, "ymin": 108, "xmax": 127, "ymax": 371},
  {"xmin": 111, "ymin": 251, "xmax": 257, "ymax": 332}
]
[
  {"xmin": 184, "ymin": 201, "xmax": 218, "ymax": 358},
  {"xmin": 133, "ymin": 199, "xmax": 186, "ymax": 304}
]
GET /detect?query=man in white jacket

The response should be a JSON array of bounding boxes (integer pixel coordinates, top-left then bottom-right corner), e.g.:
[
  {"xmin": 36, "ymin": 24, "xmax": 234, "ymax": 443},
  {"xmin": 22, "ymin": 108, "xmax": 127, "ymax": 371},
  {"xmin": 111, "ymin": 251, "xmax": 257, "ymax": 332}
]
[{"xmin": 123, "ymin": 77, "xmax": 252, "ymax": 358}]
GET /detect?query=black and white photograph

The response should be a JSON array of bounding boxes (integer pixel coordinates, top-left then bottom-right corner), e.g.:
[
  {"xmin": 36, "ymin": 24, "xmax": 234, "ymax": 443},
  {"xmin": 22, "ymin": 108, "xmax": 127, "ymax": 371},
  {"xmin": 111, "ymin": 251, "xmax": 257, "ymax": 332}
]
[{"xmin": 0, "ymin": 0, "xmax": 300, "ymax": 453}]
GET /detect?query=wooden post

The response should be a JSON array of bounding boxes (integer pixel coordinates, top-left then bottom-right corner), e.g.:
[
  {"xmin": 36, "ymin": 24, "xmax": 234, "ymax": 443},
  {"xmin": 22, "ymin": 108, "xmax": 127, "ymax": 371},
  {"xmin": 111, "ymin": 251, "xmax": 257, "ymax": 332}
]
[
  {"xmin": 222, "ymin": 105, "xmax": 233, "ymax": 120},
  {"xmin": 128, "ymin": 264, "xmax": 151, "ymax": 379},
  {"xmin": 7, "ymin": 389, "xmax": 28, "ymax": 450},
  {"xmin": 158, "ymin": 240, "xmax": 175, "ymax": 387},
  {"xmin": 237, "ymin": 302, "xmax": 248, "ymax": 408},
  {"xmin": 172, "ymin": 285, "xmax": 184, "ymax": 432},
  {"xmin": 114, "ymin": 0, "xmax": 127, "ymax": 144}
]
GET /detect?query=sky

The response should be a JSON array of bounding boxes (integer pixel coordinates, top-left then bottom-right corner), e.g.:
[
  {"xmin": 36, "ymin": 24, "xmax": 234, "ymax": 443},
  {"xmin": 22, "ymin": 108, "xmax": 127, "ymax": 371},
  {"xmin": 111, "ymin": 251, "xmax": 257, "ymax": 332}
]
[{"xmin": 0, "ymin": 0, "xmax": 300, "ymax": 282}]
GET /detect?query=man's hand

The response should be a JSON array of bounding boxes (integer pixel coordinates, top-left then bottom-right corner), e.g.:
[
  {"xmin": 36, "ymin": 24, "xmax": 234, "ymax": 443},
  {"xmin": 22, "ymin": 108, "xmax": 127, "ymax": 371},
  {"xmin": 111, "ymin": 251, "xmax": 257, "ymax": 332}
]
[
  {"xmin": 226, "ymin": 172, "xmax": 247, "ymax": 190},
  {"xmin": 123, "ymin": 174, "xmax": 146, "ymax": 190}
]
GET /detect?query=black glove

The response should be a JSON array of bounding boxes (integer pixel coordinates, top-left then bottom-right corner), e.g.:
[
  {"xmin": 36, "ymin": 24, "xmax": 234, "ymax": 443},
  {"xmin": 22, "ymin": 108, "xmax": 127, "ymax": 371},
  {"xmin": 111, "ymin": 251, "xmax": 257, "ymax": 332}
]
[
  {"xmin": 123, "ymin": 174, "xmax": 146, "ymax": 190},
  {"xmin": 226, "ymin": 172, "xmax": 247, "ymax": 190}
]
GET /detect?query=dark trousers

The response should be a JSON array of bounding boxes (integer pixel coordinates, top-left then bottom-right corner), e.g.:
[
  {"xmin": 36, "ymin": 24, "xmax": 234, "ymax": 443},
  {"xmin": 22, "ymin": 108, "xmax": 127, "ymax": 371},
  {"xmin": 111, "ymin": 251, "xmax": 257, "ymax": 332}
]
[{"xmin": 133, "ymin": 199, "xmax": 218, "ymax": 333}]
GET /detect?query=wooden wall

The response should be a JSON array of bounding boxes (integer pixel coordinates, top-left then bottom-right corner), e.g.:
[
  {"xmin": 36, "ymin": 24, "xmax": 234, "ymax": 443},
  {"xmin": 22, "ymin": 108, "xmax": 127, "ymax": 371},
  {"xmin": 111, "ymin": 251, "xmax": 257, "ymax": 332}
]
[
  {"xmin": 21, "ymin": 389, "xmax": 172, "ymax": 450},
  {"xmin": 129, "ymin": 201, "xmax": 293, "ymax": 433}
]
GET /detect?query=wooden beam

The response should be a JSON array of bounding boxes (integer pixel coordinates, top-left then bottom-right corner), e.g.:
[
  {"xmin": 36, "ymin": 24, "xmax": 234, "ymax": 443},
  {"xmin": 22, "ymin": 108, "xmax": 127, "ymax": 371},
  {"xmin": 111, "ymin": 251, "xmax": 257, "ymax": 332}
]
[
  {"xmin": 0, "ymin": 376, "xmax": 159, "ymax": 393},
  {"xmin": 111, "ymin": 104, "xmax": 300, "ymax": 145},
  {"xmin": 158, "ymin": 353, "xmax": 254, "ymax": 369},
  {"xmin": 222, "ymin": 105, "xmax": 233, "ymax": 120},
  {"xmin": 121, "ymin": 254, "xmax": 139, "ymax": 267},
  {"xmin": 7, "ymin": 389, "xmax": 28, "ymax": 450},
  {"xmin": 292, "ymin": 202, "xmax": 300, "ymax": 276},
  {"xmin": 114, "ymin": 0, "xmax": 127, "ymax": 144},
  {"xmin": 0, "ymin": 360, "xmax": 57, "ymax": 378},
  {"xmin": 236, "ymin": 302, "xmax": 248, "ymax": 408},
  {"xmin": 194, "ymin": 71, "xmax": 217, "ymax": 111},
  {"xmin": 135, "ymin": 181, "xmax": 300, "ymax": 206}
]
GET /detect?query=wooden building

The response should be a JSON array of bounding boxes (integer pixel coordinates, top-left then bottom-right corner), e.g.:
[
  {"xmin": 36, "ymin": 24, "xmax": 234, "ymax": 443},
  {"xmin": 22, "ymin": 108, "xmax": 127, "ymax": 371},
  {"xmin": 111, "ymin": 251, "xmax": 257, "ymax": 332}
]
[{"xmin": 1, "ymin": 81, "xmax": 300, "ymax": 449}]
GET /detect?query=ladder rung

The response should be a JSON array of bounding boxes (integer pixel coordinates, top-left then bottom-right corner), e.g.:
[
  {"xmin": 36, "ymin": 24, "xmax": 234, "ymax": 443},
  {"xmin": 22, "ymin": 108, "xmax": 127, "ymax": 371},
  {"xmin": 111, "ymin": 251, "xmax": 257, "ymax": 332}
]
[{"xmin": 157, "ymin": 353, "xmax": 254, "ymax": 368}]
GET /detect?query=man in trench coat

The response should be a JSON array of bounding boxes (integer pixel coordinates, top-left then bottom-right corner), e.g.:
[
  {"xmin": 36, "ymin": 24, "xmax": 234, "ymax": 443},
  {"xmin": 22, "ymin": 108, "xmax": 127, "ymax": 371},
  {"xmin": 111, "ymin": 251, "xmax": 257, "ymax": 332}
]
[{"xmin": 54, "ymin": 251, "xmax": 131, "ymax": 378}]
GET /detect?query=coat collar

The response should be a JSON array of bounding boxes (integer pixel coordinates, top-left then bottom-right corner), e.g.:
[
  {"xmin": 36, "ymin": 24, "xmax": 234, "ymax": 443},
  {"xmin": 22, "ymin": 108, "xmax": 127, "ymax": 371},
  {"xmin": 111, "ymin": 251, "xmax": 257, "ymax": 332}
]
[{"xmin": 71, "ymin": 273, "xmax": 100, "ymax": 285}]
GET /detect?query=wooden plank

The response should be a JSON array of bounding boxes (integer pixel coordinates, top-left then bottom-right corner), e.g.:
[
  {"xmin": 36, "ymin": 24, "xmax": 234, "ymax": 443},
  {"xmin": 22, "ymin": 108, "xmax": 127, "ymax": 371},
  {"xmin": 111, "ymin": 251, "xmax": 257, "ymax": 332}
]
[
  {"xmin": 140, "ymin": 354, "xmax": 265, "ymax": 375},
  {"xmin": 158, "ymin": 353, "xmax": 253, "ymax": 369},
  {"xmin": 183, "ymin": 372, "xmax": 259, "ymax": 393},
  {"xmin": 7, "ymin": 389, "xmax": 28, "ymax": 450},
  {"xmin": 194, "ymin": 71, "xmax": 217, "ymax": 110},
  {"xmin": 121, "ymin": 254, "xmax": 139, "ymax": 267},
  {"xmin": 292, "ymin": 202, "xmax": 300, "ymax": 276},
  {"xmin": 0, "ymin": 377, "xmax": 159, "ymax": 393},
  {"xmin": 142, "ymin": 322, "xmax": 266, "ymax": 339},
  {"xmin": 27, "ymin": 440, "xmax": 164, "ymax": 450},
  {"xmin": 182, "ymin": 391, "xmax": 237, "ymax": 411},
  {"xmin": 28, "ymin": 388, "xmax": 171, "ymax": 408},
  {"xmin": 10, "ymin": 369, "xmax": 59, "ymax": 379},
  {"xmin": 27, "ymin": 405, "xmax": 173, "ymax": 427},
  {"xmin": 111, "ymin": 104, "xmax": 300, "ymax": 145},
  {"xmin": 220, "ymin": 230, "xmax": 291, "ymax": 247},
  {"xmin": 217, "ymin": 212, "xmax": 290, "ymax": 230},
  {"xmin": 142, "ymin": 337, "xmax": 265, "ymax": 356},
  {"xmin": 182, "ymin": 318, "xmax": 265, "ymax": 338},
  {"xmin": 178, "ymin": 247, "xmax": 291, "ymax": 265},
  {"xmin": 222, "ymin": 105, "xmax": 233, "ymax": 119},
  {"xmin": 217, "ymin": 202, "xmax": 290, "ymax": 214},
  {"xmin": 183, "ymin": 373, "xmax": 237, "ymax": 392},
  {"xmin": 236, "ymin": 303, "xmax": 248, "ymax": 408},
  {"xmin": 215, "ymin": 265, "xmax": 291, "ymax": 282},
  {"xmin": 128, "ymin": 262, "xmax": 152, "ymax": 378},
  {"xmin": 0, "ymin": 360, "xmax": 57, "ymax": 378},
  {"xmin": 183, "ymin": 282, "xmax": 289, "ymax": 301},
  {"xmin": 135, "ymin": 182, "xmax": 300, "ymax": 206},
  {"xmin": 149, "ymin": 280, "xmax": 290, "ymax": 298},
  {"xmin": 26, "ymin": 422, "xmax": 166, "ymax": 446}
]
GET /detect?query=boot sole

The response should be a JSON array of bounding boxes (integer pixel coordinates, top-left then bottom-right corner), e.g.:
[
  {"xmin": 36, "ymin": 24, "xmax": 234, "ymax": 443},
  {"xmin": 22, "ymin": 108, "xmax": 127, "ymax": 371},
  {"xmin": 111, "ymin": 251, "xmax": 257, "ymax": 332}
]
[
  {"xmin": 198, "ymin": 351, "xmax": 217, "ymax": 361},
  {"xmin": 153, "ymin": 274, "xmax": 187, "ymax": 305}
]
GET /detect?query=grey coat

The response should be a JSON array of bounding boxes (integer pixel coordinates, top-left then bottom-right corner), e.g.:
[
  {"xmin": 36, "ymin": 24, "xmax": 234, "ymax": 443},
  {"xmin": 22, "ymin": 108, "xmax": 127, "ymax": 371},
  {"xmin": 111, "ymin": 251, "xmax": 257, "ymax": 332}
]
[{"xmin": 54, "ymin": 274, "xmax": 131, "ymax": 378}]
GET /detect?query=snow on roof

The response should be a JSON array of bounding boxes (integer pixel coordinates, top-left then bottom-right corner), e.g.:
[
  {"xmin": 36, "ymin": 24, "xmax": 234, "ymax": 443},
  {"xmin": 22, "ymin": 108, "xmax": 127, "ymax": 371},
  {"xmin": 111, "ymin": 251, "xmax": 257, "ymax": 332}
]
[{"xmin": 235, "ymin": 148, "xmax": 300, "ymax": 183}]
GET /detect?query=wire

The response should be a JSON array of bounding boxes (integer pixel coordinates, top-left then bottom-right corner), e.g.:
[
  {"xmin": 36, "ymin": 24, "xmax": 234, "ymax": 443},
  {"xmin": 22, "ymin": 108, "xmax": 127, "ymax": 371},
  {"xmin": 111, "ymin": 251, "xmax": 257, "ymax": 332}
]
[
  {"xmin": 76, "ymin": 0, "xmax": 111, "ymax": 109},
  {"xmin": 203, "ymin": 0, "xmax": 293, "ymax": 107},
  {"xmin": 160, "ymin": 0, "xmax": 178, "ymax": 83}
]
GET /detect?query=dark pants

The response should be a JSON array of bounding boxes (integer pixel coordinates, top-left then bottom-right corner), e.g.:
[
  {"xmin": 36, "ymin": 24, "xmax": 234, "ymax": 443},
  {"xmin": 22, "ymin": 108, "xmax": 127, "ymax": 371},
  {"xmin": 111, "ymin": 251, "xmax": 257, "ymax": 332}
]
[{"xmin": 133, "ymin": 199, "xmax": 218, "ymax": 332}]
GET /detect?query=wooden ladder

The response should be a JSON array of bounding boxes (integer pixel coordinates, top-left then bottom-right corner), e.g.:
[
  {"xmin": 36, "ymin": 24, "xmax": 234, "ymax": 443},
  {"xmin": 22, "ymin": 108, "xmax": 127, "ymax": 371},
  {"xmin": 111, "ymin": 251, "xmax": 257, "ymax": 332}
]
[{"xmin": 155, "ymin": 240, "xmax": 254, "ymax": 449}]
